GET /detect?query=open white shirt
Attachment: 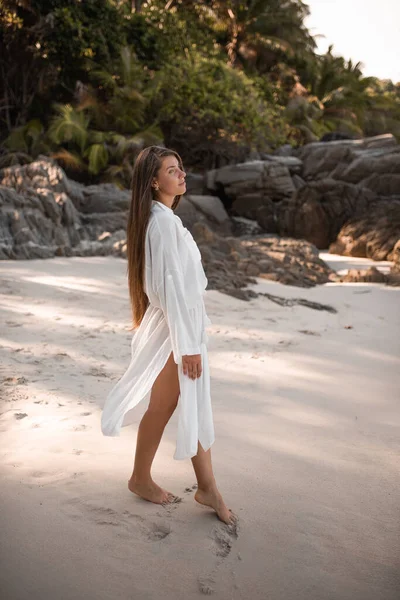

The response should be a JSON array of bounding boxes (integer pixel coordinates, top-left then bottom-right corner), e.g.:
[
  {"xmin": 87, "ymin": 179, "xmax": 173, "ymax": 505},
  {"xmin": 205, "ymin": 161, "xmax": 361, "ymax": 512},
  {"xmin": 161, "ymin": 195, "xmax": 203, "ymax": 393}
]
[{"xmin": 101, "ymin": 200, "xmax": 215, "ymax": 459}]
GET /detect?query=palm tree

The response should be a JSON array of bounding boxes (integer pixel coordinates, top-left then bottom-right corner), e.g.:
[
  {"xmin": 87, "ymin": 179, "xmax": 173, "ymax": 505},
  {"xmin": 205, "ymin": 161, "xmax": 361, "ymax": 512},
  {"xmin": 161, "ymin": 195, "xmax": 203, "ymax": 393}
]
[
  {"xmin": 177, "ymin": 0, "xmax": 317, "ymax": 72},
  {"xmin": 47, "ymin": 46, "xmax": 163, "ymax": 183}
]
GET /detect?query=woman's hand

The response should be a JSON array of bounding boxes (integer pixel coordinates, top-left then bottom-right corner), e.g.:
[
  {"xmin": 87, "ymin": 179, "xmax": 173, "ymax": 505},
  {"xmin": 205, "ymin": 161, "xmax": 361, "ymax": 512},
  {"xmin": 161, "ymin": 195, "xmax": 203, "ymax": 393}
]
[{"xmin": 182, "ymin": 354, "xmax": 202, "ymax": 380}]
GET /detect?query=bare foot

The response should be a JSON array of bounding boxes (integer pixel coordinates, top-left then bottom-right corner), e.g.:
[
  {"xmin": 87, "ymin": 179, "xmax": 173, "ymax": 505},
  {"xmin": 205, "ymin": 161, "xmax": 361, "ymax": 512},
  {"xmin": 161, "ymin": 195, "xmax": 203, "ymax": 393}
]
[
  {"xmin": 194, "ymin": 485, "xmax": 237, "ymax": 525},
  {"xmin": 128, "ymin": 477, "xmax": 177, "ymax": 505}
]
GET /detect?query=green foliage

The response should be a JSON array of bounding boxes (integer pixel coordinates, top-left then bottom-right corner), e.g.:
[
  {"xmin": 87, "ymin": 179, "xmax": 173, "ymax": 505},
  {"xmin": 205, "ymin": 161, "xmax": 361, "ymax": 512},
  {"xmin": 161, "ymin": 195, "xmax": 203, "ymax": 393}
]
[
  {"xmin": 284, "ymin": 46, "xmax": 400, "ymax": 143},
  {"xmin": 148, "ymin": 53, "xmax": 288, "ymax": 168},
  {"xmin": 1, "ymin": 119, "xmax": 51, "ymax": 168},
  {"xmin": 1, "ymin": 1, "xmax": 399, "ymax": 177},
  {"xmin": 30, "ymin": 0, "xmax": 126, "ymax": 88}
]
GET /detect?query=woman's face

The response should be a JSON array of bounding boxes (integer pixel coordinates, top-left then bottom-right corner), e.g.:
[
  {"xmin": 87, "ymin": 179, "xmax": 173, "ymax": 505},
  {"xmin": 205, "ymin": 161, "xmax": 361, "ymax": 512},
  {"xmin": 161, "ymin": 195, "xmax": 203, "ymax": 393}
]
[{"xmin": 153, "ymin": 156, "xmax": 186, "ymax": 200}]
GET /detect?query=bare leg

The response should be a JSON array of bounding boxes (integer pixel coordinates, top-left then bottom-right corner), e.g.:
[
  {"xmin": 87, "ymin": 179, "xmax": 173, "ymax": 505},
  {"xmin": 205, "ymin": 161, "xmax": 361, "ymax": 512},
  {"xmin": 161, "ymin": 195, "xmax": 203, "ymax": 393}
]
[
  {"xmin": 191, "ymin": 442, "xmax": 236, "ymax": 525},
  {"xmin": 129, "ymin": 352, "xmax": 180, "ymax": 505}
]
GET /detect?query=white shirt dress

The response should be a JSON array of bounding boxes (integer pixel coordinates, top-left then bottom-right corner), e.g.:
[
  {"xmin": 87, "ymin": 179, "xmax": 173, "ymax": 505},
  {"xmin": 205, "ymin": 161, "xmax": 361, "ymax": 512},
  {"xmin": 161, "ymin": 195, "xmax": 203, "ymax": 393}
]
[{"xmin": 101, "ymin": 200, "xmax": 215, "ymax": 460}]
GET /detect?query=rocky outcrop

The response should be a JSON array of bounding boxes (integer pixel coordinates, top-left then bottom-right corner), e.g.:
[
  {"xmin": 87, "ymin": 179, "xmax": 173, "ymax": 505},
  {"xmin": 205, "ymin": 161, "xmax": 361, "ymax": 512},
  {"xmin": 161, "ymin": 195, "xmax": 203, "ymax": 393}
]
[
  {"xmin": 295, "ymin": 134, "xmax": 398, "ymax": 181},
  {"xmin": 0, "ymin": 156, "xmax": 339, "ymax": 296},
  {"xmin": 190, "ymin": 223, "xmax": 337, "ymax": 296},
  {"xmin": 338, "ymin": 266, "xmax": 400, "ymax": 286},
  {"xmin": 0, "ymin": 158, "xmax": 130, "ymax": 260},
  {"xmin": 206, "ymin": 158, "xmax": 296, "ymax": 201},
  {"xmin": 176, "ymin": 195, "xmax": 232, "ymax": 235},
  {"xmin": 0, "ymin": 158, "xmax": 232, "ymax": 261},
  {"xmin": 2, "ymin": 140, "xmax": 399, "ymax": 292},
  {"xmin": 329, "ymin": 200, "xmax": 400, "ymax": 261},
  {"xmin": 279, "ymin": 179, "xmax": 377, "ymax": 249},
  {"xmin": 204, "ymin": 134, "xmax": 400, "ymax": 267},
  {"xmin": 391, "ymin": 240, "xmax": 400, "ymax": 273}
]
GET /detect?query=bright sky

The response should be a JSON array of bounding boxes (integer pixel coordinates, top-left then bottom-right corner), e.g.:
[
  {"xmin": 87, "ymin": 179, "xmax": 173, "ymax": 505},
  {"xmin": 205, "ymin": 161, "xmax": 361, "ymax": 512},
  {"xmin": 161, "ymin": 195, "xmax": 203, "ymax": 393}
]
[{"xmin": 305, "ymin": 0, "xmax": 400, "ymax": 82}]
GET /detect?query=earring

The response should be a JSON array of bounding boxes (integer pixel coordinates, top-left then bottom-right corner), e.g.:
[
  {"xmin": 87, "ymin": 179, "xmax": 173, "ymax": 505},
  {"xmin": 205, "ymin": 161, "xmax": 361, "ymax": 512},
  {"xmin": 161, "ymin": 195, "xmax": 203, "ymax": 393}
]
[{"xmin": 154, "ymin": 183, "xmax": 159, "ymax": 191}]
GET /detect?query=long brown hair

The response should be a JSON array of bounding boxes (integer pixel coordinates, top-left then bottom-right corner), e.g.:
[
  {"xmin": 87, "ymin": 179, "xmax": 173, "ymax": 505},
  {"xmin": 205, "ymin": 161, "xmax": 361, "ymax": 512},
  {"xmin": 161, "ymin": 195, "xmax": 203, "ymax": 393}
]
[{"xmin": 127, "ymin": 145, "xmax": 184, "ymax": 330}]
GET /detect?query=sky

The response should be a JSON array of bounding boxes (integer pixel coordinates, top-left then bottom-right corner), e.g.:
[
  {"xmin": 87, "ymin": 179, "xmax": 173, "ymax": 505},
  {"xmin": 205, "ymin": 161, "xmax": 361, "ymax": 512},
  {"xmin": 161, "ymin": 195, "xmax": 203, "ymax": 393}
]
[{"xmin": 305, "ymin": 0, "xmax": 400, "ymax": 82}]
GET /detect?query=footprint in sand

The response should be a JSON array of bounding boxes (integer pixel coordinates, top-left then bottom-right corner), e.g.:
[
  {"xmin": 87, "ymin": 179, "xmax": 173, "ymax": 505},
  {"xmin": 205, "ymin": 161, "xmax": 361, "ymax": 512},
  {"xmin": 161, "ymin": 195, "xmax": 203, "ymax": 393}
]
[
  {"xmin": 85, "ymin": 367, "xmax": 109, "ymax": 378},
  {"xmin": 3, "ymin": 376, "xmax": 28, "ymax": 386},
  {"xmin": 65, "ymin": 500, "xmax": 171, "ymax": 542},
  {"xmin": 72, "ymin": 424, "xmax": 89, "ymax": 432},
  {"xmin": 30, "ymin": 470, "xmax": 53, "ymax": 478},
  {"xmin": 184, "ymin": 484, "xmax": 198, "ymax": 494},
  {"xmin": 211, "ymin": 522, "xmax": 238, "ymax": 558},
  {"xmin": 54, "ymin": 352, "xmax": 70, "ymax": 359},
  {"xmin": 198, "ymin": 576, "xmax": 216, "ymax": 595},
  {"xmin": 14, "ymin": 412, "xmax": 28, "ymax": 420},
  {"xmin": 198, "ymin": 519, "xmax": 240, "ymax": 595},
  {"xmin": 298, "ymin": 329, "xmax": 321, "ymax": 336},
  {"xmin": 146, "ymin": 522, "xmax": 171, "ymax": 541}
]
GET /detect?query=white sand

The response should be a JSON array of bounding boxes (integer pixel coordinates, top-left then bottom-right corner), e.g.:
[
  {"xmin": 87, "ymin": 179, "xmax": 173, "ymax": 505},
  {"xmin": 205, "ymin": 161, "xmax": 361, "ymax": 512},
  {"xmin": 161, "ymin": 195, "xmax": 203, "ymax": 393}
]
[{"xmin": 1, "ymin": 255, "xmax": 399, "ymax": 600}]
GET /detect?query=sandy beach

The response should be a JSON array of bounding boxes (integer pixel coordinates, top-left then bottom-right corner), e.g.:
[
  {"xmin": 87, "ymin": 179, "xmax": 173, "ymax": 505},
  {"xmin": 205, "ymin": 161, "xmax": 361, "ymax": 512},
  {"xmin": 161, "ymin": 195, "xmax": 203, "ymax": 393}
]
[{"xmin": 1, "ymin": 254, "xmax": 399, "ymax": 600}]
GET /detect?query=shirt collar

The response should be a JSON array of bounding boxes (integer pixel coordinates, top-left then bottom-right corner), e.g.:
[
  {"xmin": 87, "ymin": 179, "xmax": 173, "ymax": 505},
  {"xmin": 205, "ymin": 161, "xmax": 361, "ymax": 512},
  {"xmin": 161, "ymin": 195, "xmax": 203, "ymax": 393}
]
[{"xmin": 152, "ymin": 200, "xmax": 173, "ymax": 214}]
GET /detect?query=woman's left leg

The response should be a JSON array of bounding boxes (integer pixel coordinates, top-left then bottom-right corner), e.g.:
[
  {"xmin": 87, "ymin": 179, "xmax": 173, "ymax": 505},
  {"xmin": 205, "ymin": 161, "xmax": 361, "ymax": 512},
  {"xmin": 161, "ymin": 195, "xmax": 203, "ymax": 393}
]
[
  {"xmin": 191, "ymin": 442, "xmax": 236, "ymax": 524},
  {"xmin": 129, "ymin": 351, "xmax": 180, "ymax": 504}
]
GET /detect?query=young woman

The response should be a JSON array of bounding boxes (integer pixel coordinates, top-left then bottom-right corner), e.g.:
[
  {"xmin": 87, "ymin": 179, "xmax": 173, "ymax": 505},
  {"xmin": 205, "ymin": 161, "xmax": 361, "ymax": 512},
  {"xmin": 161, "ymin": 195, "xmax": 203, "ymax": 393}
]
[{"xmin": 101, "ymin": 145, "xmax": 235, "ymax": 525}]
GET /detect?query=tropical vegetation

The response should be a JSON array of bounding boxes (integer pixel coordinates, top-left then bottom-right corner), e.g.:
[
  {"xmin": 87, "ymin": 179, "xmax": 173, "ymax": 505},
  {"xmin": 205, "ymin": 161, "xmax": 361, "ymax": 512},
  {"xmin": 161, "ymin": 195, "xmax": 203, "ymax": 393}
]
[{"xmin": 1, "ymin": 0, "xmax": 399, "ymax": 185}]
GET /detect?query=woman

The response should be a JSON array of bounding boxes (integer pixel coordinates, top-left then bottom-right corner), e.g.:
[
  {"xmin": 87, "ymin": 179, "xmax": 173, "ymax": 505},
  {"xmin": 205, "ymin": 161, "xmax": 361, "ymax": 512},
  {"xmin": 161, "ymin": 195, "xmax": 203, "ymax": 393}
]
[{"xmin": 101, "ymin": 145, "xmax": 235, "ymax": 525}]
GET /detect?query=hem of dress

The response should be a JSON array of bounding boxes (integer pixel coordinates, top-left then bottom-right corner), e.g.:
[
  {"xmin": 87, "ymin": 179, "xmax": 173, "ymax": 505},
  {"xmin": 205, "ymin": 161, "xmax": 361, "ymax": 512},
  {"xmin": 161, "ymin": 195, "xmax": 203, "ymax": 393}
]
[
  {"xmin": 173, "ymin": 436, "xmax": 215, "ymax": 461},
  {"xmin": 101, "ymin": 348, "xmax": 171, "ymax": 437}
]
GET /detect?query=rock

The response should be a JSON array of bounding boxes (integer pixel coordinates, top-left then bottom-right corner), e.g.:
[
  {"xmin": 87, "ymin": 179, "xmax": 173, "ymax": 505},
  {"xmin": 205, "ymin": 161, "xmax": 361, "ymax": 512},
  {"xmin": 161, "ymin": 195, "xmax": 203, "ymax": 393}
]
[
  {"xmin": 206, "ymin": 161, "xmax": 265, "ymax": 192},
  {"xmin": 0, "ymin": 185, "xmax": 24, "ymax": 207},
  {"xmin": 280, "ymin": 179, "xmax": 377, "ymax": 249},
  {"xmin": 329, "ymin": 200, "xmax": 400, "ymax": 260},
  {"xmin": 231, "ymin": 216, "xmax": 263, "ymax": 236},
  {"xmin": 14, "ymin": 241, "xmax": 56, "ymax": 259},
  {"xmin": 0, "ymin": 243, "xmax": 14, "ymax": 259},
  {"xmin": 186, "ymin": 195, "xmax": 231, "ymax": 226},
  {"xmin": 296, "ymin": 135, "xmax": 398, "ymax": 181},
  {"xmin": 342, "ymin": 266, "xmax": 386, "ymax": 283},
  {"xmin": 62, "ymin": 195, "xmax": 82, "ymax": 227},
  {"xmin": 191, "ymin": 222, "xmax": 217, "ymax": 245},
  {"xmin": 297, "ymin": 144, "xmax": 354, "ymax": 181},
  {"xmin": 263, "ymin": 155, "xmax": 303, "ymax": 174},
  {"xmin": 320, "ymin": 132, "xmax": 353, "ymax": 142},
  {"xmin": 206, "ymin": 160, "xmax": 294, "ymax": 200},
  {"xmin": 292, "ymin": 174, "xmax": 306, "ymax": 190},
  {"xmin": 0, "ymin": 156, "xmax": 69, "ymax": 195},
  {"xmin": 65, "ymin": 179, "xmax": 85, "ymax": 209},
  {"xmin": 358, "ymin": 173, "xmax": 400, "ymax": 196},
  {"xmin": 389, "ymin": 239, "xmax": 400, "ymax": 272},
  {"xmin": 36, "ymin": 189, "xmax": 61, "ymax": 224},
  {"xmin": 175, "ymin": 196, "xmax": 205, "ymax": 230},
  {"xmin": 195, "ymin": 227, "xmax": 336, "ymax": 297},
  {"xmin": 184, "ymin": 173, "xmax": 205, "ymax": 195},
  {"xmin": 231, "ymin": 194, "xmax": 278, "ymax": 232},
  {"xmin": 80, "ymin": 184, "xmax": 130, "ymax": 213},
  {"xmin": 337, "ymin": 148, "xmax": 400, "ymax": 185},
  {"xmin": 339, "ymin": 266, "xmax": 400, "ymax": 286},
  {"xmin": 80, "ymin": 212, "xmax": 128, "ymax": 238},
  {"xmin": 271, "ymin": 144, "xmax": 294, "ymax": 157}
]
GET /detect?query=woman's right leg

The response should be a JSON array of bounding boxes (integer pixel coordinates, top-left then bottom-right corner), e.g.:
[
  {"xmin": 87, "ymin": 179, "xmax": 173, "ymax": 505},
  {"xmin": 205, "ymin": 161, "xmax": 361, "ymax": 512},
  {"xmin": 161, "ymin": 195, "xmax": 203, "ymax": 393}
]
[{"xmin": 129, "ymin": 351, "xmax": 180, "ymax": 504}]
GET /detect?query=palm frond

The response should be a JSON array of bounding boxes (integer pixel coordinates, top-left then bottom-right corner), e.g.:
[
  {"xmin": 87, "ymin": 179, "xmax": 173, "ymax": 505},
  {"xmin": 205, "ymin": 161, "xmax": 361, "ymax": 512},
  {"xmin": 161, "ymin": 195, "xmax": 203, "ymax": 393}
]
[
  {"xmin": 51, "ymin": 149, "xmax": 87, "ymax": 171},
  {"xmin": 84, "ymin": 144, "xmax": 109, "ymax": 175},
  {"xmin": 48, "ymin": 104, "xmax": 90, "ymax": 152}
]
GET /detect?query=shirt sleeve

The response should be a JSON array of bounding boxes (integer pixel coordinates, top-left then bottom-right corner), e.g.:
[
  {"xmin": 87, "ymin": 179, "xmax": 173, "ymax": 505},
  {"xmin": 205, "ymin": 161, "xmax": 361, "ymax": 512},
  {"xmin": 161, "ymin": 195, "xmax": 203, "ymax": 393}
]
[{"xmin": 152, "ymin": 216, "xmax": 201, "ymax": 363}]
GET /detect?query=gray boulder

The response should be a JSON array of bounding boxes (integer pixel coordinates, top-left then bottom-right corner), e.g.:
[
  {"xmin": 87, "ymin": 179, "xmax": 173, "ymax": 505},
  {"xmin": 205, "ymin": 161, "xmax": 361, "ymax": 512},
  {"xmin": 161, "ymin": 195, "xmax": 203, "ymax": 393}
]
[{"xmin": 279, "ymin": 179, "xmax": 377, "ymax": 249}]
